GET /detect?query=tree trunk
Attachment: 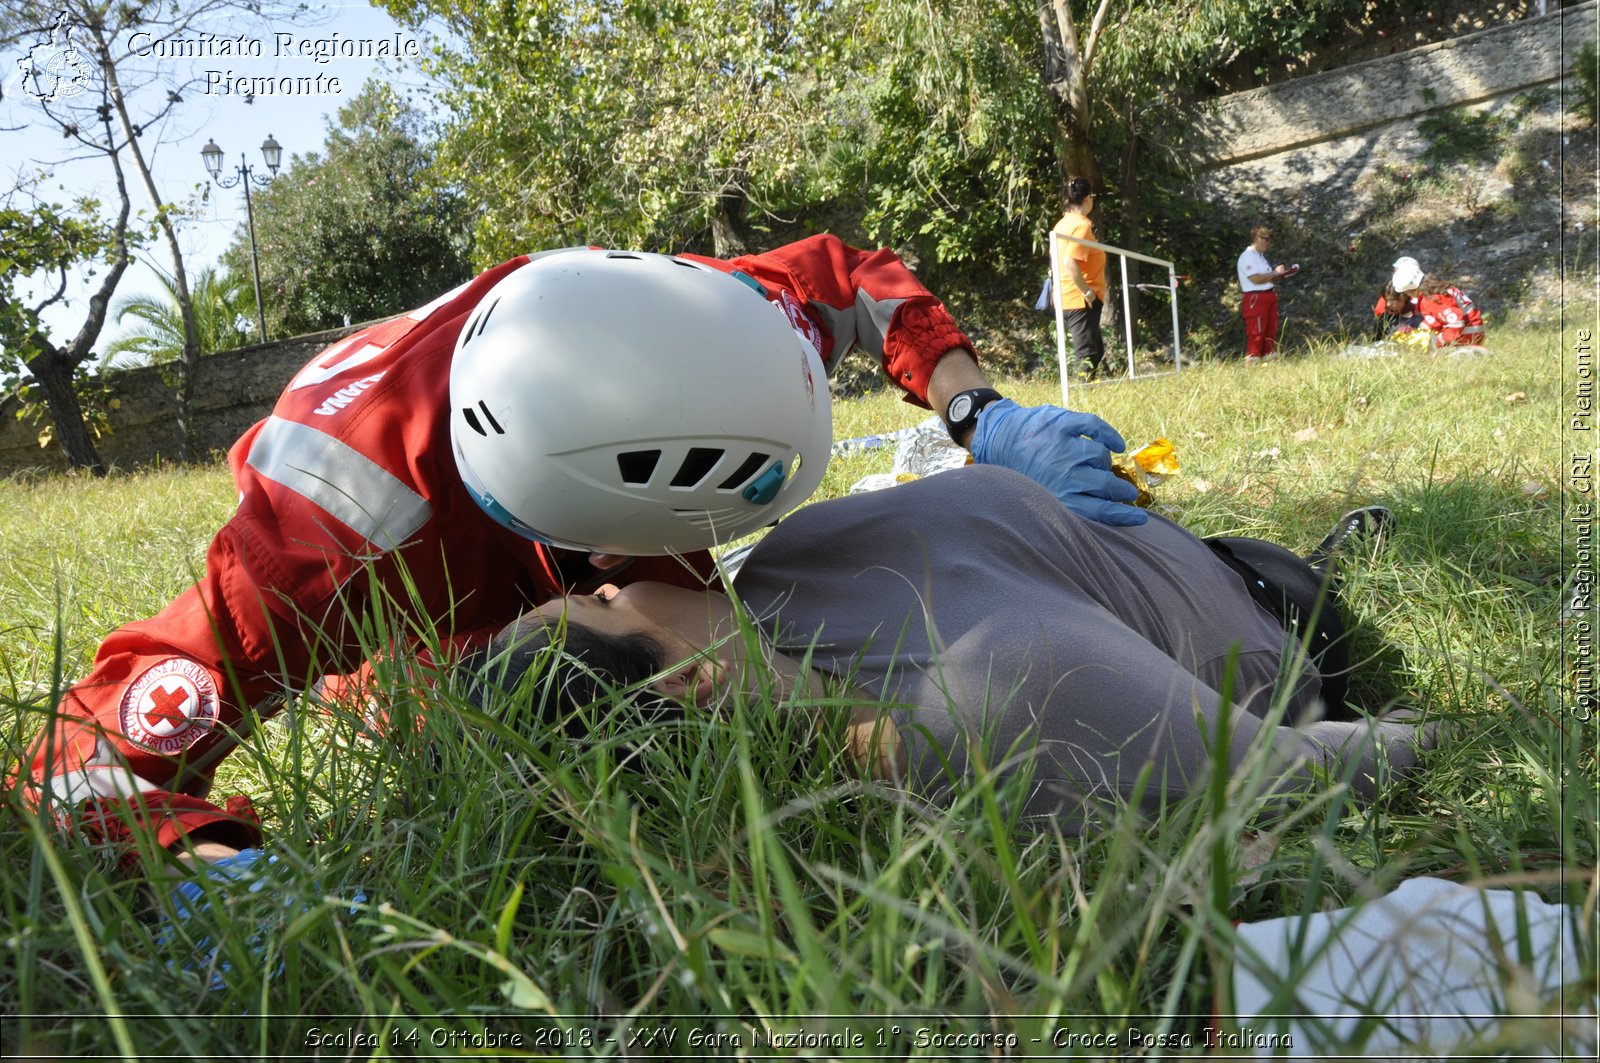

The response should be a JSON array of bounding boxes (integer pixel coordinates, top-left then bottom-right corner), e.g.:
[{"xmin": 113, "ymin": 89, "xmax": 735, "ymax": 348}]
[
  {"xmin": 710, "ymin": 180, "xmax": 750, "ymax": 258},
  {"xmin": 91, "ymin": 15, "xmax": 201, "ymax": 462},
  {"xmin": 26, "ymin": 349, "xmax": 106, "ymax": 475},
  {"xmin": 1036, "ymin": 0, "xmax": 1104, "ymax": 193},
  {"xmin": 1117, "ymin": 96, "xmax": 1141, "ymax": 343}
]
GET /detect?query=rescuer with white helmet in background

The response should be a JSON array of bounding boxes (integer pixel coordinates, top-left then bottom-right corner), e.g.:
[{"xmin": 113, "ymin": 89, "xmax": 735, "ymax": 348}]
[{"xmin": 1377, "ymin": 255, "xmax": 1487, "ymax": 349}]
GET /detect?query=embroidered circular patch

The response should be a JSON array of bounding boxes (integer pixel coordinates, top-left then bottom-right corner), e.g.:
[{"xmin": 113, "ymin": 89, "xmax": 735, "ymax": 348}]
[
  {"xmin": 119, "ymin": 658, "xmax": 219, "ymax": 755},
  {"xmin": 779, "ymin": 290, "xmax": 825, "ymax": 357}
]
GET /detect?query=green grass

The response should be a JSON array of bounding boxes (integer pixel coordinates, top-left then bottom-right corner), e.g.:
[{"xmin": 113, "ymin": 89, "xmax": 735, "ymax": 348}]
[{"xmin": 1, "ymin": 324, "xmax": 1593, "ymax": 1059}]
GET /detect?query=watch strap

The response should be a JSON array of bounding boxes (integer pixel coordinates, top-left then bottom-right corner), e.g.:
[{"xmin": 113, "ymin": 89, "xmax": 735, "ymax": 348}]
[{"xmin": 943, "ymin": 387, "xmax": 1004, "ymax": 444}]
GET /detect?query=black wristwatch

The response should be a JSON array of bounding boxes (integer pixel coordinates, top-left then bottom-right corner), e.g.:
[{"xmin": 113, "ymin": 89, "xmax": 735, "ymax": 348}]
[{"xmin": 943, "ymin": 387, "xmax": 1004, "ymax": 444}]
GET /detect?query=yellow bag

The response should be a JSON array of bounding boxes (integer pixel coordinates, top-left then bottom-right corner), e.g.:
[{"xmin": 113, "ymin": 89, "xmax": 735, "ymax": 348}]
[{"xmin": 1111, "ymin": 438, "xmax": 1180, "ymax": 508}]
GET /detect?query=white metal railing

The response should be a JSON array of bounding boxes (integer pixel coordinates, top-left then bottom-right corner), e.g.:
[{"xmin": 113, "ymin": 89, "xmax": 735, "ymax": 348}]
[{"xmin": 1048, "ymin": 231, "xmax": 1184, "ymax": 408}]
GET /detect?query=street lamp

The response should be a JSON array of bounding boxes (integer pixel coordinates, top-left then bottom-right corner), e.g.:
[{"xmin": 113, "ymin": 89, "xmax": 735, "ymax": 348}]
[{"xmin": 201, "ymin": 134, "xmax": 283, "ymax": 342}]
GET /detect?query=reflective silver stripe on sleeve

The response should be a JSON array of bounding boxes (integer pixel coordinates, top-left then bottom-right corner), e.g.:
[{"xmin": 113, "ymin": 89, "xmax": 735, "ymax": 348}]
[
  {"xmin": 852, "ymin": 289, "xmax": 906, "ymax": 361},
  {"xmin": 246, "ymin": 416, "xmax": 432, "ymax": 550},
  {"xmin": 47, "ymin": 765, "xmax": 165, "ymax": 807},
  {"xmin": 807, "ymin": 300, "xmax": 858, "ymax": 368}
]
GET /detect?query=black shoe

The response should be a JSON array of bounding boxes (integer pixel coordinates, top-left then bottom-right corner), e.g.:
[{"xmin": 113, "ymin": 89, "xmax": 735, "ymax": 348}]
[{"xmin": 1308, "ymin": 505, "xmax": 1394, "ymax": 573}]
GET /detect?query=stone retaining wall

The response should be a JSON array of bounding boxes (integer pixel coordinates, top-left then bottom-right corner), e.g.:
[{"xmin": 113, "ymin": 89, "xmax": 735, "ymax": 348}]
[
  {"xmin": 1192, "ymin": 1, "xmax": 1592, "ymax": 167},
  {"xmin": 1185, "ymin": 0, "xmax": 1592, "ymax": 312},
  {"xmin": 0, "ymin": 325, "xmax": 361, "ymax": 476}
]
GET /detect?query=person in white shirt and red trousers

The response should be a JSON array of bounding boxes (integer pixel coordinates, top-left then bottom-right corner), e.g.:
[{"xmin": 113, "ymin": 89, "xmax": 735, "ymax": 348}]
[{"xmin": 1236, "ymin": 226, "xmax": 1291, "ymax": 364}]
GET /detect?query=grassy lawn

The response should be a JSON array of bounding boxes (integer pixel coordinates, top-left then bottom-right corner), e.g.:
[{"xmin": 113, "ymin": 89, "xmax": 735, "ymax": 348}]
[{"xmin": 1, "ymin": 325, "xmax": 1592, "ymax": 1058}]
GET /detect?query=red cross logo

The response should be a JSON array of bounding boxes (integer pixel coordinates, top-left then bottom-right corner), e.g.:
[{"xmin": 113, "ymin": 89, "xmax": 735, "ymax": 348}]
[
  {"xmin": 779, "ymin": 290, "xmax": 825, "ymax": 358},
  {"xmin": 144, "ymin": 682, "xmax": 192, "ymax": 728},
  {"xmin": 119, "ymin": 658, "xmax": 218, "ymax": 754}
]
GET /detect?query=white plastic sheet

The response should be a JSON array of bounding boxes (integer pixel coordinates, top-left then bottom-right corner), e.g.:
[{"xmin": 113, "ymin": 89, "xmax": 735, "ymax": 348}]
[{"xmin": 1229, "ymin": 876, "xmax": 1594, "ymax": 1059}]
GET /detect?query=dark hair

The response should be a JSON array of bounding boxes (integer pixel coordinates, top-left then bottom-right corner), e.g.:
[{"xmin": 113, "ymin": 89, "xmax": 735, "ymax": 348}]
[
  {"xmin": 1412, "ymin": 274, "xmax": 1461, "ymax": 297},
  {"xmin": 1065, "ymin": 176, "xmax": 1094, "ymax": 206},
  {"xmin": 462, "ymin": 613, "xmax": 673, "ymax": 735}
]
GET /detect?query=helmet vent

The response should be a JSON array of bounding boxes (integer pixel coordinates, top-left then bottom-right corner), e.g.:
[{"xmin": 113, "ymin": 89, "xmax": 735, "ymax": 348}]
[
  {"xmin": 459, "ymin": 298, "xmax": 500, "ymax": 348},
  {"xmin": 670, "ymin": 447, "xmax": 724, "ymax": 488},
  {"xmin": 474, "ymin": 297, "xmax": 501, "ymax": 337},
  {"xmin": 718, "ymin": 452, "xmax": 771, "ymax": 491},
  {"xmin": 606, "ymin": 252, "xmax": 641, "ymax": 260},
  {"xmin": 461, "ymin": 400, "xmax": 505, "ymax": 436},
  {"xmin": 617, "ymin": 449, "xmax": 662, "ymax": 485},
  {"xmin": 672, "ymin": 506, "xmax": 745, "ymax": 530},
  {"xmin": 476, "ymin": 400, "xmax": 505, "ymax": 434}
]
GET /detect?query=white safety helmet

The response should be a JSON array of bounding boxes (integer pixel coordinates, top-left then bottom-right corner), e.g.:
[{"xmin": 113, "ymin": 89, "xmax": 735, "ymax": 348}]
[
  {"xmin": 449, "ymin": 249, "xmax": 832, "ymax": 555},
  {"xmin": 1391, "ymin": 256, "xmax": 1424, "ymax": 293}
]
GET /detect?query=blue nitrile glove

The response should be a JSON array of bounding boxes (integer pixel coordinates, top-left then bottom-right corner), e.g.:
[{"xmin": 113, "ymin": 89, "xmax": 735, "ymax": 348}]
[
  {"xmin": 159, "ymin": 847, "xmax": 277, "ymax": 991},
  {"xmin": 970, "ymin": 399, "xmax": 1149, "ymax": 526},
  {"xmin": 159, "ymin": 849, "xmax": 366, "ymax": 991}
]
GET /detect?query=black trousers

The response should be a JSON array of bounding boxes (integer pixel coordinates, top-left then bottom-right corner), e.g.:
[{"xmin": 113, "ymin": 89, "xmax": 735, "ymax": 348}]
[
  {"xmin": 1063, "ymin": 303, "xmax": 1105, "ymax": 372},
  {"xmin": 1203, "ymin": 536, "xmax": 1353, "ymax": 722}
]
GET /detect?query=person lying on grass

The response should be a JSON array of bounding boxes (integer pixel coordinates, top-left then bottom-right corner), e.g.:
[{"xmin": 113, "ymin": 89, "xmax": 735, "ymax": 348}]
[
  {"xmin": 140, "ymin": 464, "xmax": 1418, "ymax": 993},
  {"xmin": 21, "ymin": 242, "xmax": 1147, "ymax": 876},
  {"xmin": 470, "ymin": 465, "xmax": 1424, "ymax": 827}
]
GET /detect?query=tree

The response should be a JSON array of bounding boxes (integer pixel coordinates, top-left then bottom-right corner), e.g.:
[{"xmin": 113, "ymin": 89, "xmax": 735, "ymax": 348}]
[
  {"xmin": 0, "ymin": 176, "xmax": 137, "ymax": 474},
  {"xmin": 379, "ymin": 0, "xmax": 847, "ymax": 262},
  {"xmin": 222, "ymin": 81, "xmax": 473, "ymax": 336},
  {"xmin": 1035, "ymin": 1, "xmax": 1369, "ymax": 320},
  {"xmin": 849, "ymin": 1, "xmax": 1365, "ymax": 302},
  {"xmin": 837, "ymin": 1, "xmax": 1053, "ymax": 273},
  {"xmin": 2, "ymin": 0, "xmax": 305, "ymax": 460},
  {"xmin": 102, "ymin": 266, "xmax": 253, "ymax": 369}
]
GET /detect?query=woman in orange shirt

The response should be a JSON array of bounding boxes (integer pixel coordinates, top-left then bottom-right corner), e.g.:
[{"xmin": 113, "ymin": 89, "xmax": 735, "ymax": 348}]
[{"xmin": 1052, "ymin": 177, "xmax": 1108, "ymax": 377}]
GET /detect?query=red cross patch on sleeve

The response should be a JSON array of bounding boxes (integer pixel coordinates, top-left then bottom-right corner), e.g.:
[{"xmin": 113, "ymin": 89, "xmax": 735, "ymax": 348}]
[
  {"xmin": 118, "ymin": 658, "xmax": 220, "ymax": 755},
  {"xmin": 778, "ymin": 289, "xmax": 826, "ymax": 360}
]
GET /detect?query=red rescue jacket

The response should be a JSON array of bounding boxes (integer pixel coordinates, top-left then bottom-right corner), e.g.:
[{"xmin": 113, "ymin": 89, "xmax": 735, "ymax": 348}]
[
  {"xmin": 23, "ymin": 235, "xmax": 972, "ymax": 858},
  {"xmin": 1412, "ymin": 287, "xmax": 1485, "ymax": 346}
]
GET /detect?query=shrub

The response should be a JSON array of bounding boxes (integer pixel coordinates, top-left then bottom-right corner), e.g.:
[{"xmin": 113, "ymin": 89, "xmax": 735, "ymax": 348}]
[{"xmin": 1572, "ymin": 34, "xmax": 1598, "ymax": 126}]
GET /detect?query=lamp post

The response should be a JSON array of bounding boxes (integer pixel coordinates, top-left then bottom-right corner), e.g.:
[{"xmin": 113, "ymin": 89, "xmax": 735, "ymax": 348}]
[{"xmin": 201, "ymin": 134, "xmax": 282, "ymax": 342}]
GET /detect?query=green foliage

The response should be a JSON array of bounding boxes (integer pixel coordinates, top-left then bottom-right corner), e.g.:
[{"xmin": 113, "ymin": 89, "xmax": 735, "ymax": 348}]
[
  {"xmin": 1084, "ymin": 0, "xmax": 1288, "ymax": 100},
  {"xmin": 1237, "ymin": 0, "xmax": 1370, "ymax": 81},
  {"xmin": 372, "ymin": 0, "xmax": 1472, "ymax": 290},
  {"xmin": 1573, "ymin": 33, "xmax": 1598, "ymax": 127},
  {"xmin": 836, "ymin": 0, "xmax": 1370, "ymax": 281},
  {"xmin": 222, "ymin": 81, "xmax": 473, "ymax": 335},
  {"xmin": 382, "ymin": 0, "xmax": 846, "ymax": 262},
  {"xmin": 101, "ymin": 266, "xmax": 254, "ymax": 369},
  {"xmin": 6, "ymin": 371, "xmax": 121, "ymax": 451},
  {"xmin": 0, "ymin": 196, "xmax": 122, "ymax": 373},
  {"xmin": 0, "ymin": 194, "xmax": 139, "ymax": 457},
  {"xmin": 1417, "ymin": 108, "xmax": 1507, "ymax": 167},
  {"xmin": 842, "ymin": 0, "xmax": 1052, "ymax": 273}
]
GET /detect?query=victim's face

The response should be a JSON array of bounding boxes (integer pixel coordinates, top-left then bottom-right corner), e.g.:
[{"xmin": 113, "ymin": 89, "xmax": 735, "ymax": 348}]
[{"xmin": 533, "ymin": 581, "xmax": 739, "ymax": 663}]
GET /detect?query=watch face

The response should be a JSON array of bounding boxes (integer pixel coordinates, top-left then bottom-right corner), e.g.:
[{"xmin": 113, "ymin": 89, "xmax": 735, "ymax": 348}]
[{"xmin": 949, "ymin": 395, "xmax": 974, "ymax": 422}]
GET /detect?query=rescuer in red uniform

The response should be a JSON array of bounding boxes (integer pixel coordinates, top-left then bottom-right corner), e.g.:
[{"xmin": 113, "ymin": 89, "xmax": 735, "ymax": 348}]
[{"xmin": 24, "ymin": 236, "xmax": 1146, "ymax": 869}]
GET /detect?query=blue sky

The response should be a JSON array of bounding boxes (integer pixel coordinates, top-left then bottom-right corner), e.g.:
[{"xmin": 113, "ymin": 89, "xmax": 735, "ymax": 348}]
[{"xmin": 3, "ymin": 3, "xmax": 440, "ymax": 355}]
